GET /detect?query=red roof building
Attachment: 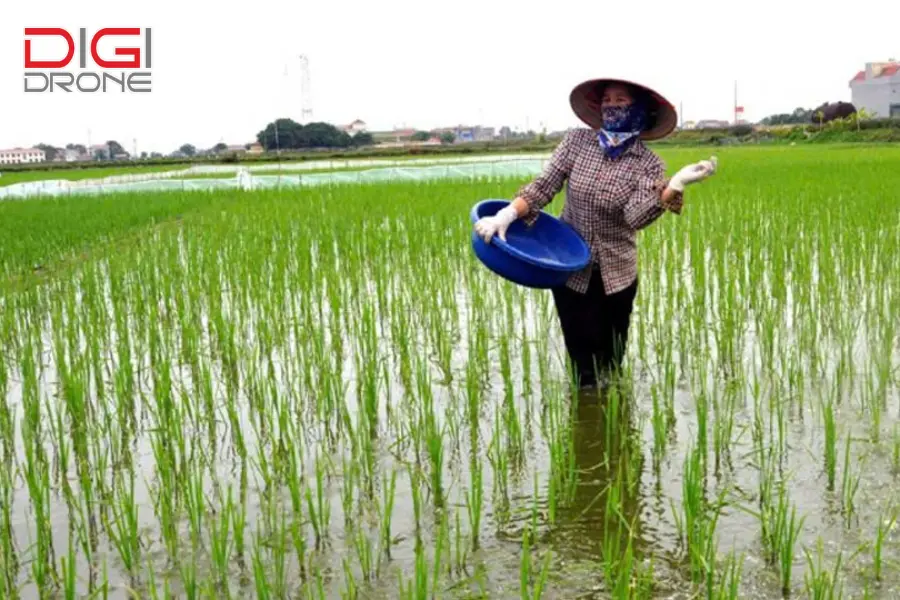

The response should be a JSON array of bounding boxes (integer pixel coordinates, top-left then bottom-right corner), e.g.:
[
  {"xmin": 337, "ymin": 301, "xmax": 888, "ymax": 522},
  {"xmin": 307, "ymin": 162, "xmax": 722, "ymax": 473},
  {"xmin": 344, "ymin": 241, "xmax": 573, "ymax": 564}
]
[{"xmin": 849, "ymin": 61, "xmax": 900, "ymax": 118}]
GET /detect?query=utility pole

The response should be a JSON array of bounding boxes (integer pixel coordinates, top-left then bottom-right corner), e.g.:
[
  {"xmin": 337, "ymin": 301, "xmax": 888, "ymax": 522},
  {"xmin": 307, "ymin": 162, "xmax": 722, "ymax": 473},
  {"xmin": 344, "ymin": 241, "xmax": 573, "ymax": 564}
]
[
  {"xmin": 733, "ymin": 80, "xmax": 738, "ymax": 124},
  {"xmin": 299, "ymin": 54, "xmax": 312, "ymax": 123}
]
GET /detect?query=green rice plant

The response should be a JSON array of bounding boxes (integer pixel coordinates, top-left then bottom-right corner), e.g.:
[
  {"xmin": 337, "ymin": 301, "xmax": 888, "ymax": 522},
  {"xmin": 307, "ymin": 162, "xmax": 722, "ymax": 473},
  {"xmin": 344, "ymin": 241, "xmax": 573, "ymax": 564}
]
[
  {"xmin": 873, "ymin": 505, "xmax": 897, "ymax": 582},
  {"xmin": 421, "ymin": 389, "xmax": 445, "ymax": 510},
  {"xmin": 650, "ymin": 384, "xmax": 668, "ymax": 465},
  {"xmin": 599, "ymin": 472, "xmax": 629, "ymax": 592},
  {"xmin": 0, "ymin": 147, "xmax": 898, "ymax": 598},
  {"xmin": 519, "ymin": 524, "xmax": 552, "ymax": 600},
  {"xmin": 431, "ymin": 504, "xmax": 449, "ymax": 587},
  {"xmin": 695, "ymin": 391, "xmax": 710, "ymax": 468},
  {"xmin": 305, "ymin": 450, "xmax": 331, "ymax": 549},
  {"xmin": 340, "ymin": 556, "xmax": 358, "ymax": 600},
  {"xmin": 803, "ymin": 538, "xmax": 844, "ymax": 600},
  {"xmin": 106, "ymin": 467, "xmax": 141, "ymax": 586},
  {"xmin": 208, "ymin": 485, "xmax": 235, "ymax": 596},
  {"xmin": 823, "ymin": 397, "xmax": 837, "ymax": 491},
  {"xmin": 673, "ymin": 441, "xmax": 730, "ymax": 592},
  {"xmin": 892, "ymin": 425, "xmax": 900, "ymax": 476},
  {"xmin": 488, "ymin": 409, "xmax": 511, "ymax": 528},
  {"xmin": 711, "ymin": 550, "xmax": 744, "ymax": 600},
  {"xmin": 750, "ymin": 449, "xmax": 806, "ymax": 596},
  {"xmin": 777, "ymin": 499, "xmax": 805, "ymax": 597},
  {"xmin": 840, "ymin": 435, "xmax": 861, "ymax": 528},
  {"xmin": 453, "ymin": 507, "xmax": 467, "ymax": 576},
  {"xmin": 712, "ymin": 385, "xmax": 737, "ymax": 475},
  {"xmin": 354, "ymin": 526, "xmax": 375, "ymax": 582},
  {"xmin": 378, "ymin": 469, "xmax": 398, "ymax": 561},
  {"xmin": 0, "ymin": 452, "xmax": 17, "ymax": 599},
  {"xmin": 409, "ymin": 465, "xmax": 424, "ymax": 546},
  {"xmin": 466, "ymin": 452, "xmax": 484, "ymax": 552},
  {"xmin": 543, "ymin": 381, "xmax": 578, "ymax": 524}
]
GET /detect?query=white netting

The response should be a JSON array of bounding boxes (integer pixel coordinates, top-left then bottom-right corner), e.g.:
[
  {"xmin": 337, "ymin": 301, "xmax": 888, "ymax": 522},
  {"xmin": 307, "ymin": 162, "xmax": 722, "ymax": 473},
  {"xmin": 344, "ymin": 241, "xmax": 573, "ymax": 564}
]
[{"xmin": 0, "ymin": 156, "xmax": 549, "ymax": 200}]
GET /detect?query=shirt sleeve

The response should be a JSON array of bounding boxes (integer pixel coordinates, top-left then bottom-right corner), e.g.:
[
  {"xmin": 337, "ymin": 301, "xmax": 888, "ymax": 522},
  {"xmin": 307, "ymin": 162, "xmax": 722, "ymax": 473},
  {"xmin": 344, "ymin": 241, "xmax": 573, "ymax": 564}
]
[
  {"xmin": 622, "ymin": 154, "xmax": 680, "ymax": 231},
  {"xmin": 516, "ymin": 130, "xmax": 577, "ymax": 226}
]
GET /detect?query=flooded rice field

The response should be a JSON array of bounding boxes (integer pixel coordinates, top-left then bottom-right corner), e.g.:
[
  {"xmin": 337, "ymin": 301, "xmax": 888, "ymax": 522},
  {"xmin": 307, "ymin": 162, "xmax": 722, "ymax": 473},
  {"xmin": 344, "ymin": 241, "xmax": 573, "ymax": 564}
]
[{"xmin": 0, "ymin": 146, "xmax": 898, "ymax": 598}]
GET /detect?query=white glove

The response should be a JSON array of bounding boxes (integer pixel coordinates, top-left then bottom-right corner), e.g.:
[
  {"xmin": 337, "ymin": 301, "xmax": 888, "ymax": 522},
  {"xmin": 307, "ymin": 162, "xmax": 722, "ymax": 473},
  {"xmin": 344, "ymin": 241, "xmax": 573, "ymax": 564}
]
[
  {"xmin": 474, "ymin": 205, "xmax": 519, "ymax": 243},
  {"xmin": 668, "ymin": 156, "xmax": 718, "ymax": 192}
]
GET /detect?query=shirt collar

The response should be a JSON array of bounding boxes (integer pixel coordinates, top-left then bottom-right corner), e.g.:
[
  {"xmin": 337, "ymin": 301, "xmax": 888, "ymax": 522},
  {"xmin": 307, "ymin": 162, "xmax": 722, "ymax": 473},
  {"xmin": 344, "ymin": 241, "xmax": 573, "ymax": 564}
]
[
  {"xmin": 598, "ymin": 135, "xmax": 646, "ymax": 160},
  {"xmin": 624, "ymin": 138, "xmax": 647, "ymax": 157}
]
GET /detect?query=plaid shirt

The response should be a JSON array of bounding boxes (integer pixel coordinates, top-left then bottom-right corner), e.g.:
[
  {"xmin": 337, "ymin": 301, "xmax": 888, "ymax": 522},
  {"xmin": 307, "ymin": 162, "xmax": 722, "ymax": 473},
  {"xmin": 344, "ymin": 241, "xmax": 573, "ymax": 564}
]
[{"xmin": 517, "ymin": 127, "xmax": 681, "ymax": 295}]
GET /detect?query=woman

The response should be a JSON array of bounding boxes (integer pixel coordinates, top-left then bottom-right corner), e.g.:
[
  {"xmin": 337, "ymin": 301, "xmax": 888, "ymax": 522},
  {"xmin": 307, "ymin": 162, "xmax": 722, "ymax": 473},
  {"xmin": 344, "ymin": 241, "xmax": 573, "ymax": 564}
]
[{"xmin": 474, "ymin": 77, "xmax": 717, "ymax": 389}]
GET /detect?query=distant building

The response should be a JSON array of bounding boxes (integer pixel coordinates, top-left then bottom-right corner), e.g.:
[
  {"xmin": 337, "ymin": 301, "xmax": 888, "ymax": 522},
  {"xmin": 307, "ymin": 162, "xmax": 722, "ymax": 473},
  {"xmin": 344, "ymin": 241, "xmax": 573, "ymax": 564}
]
[
  {"xmin": 46, "ymin": 147, "xmax": 84, "ymax": 162},
  {"xmin": 59, "ymin": 148, "xmax": 89, "ymax": 162},
  {"xmin": 695, "ymin": 119, "xmax": 731, "ymax": 129},
  {"xmin": 850, "ymin": 61, "xmax": 900, "ymax": 118},
  {"xmin": 89, "ymin": 143, "xmax": 111, "ymax": 160},
  {"xmin": 371, "ymin": 128, "xmax": 417, "ymax": 143},
  {"xmin": 341, "ymin": 119, "xmax": 367, "ymax": 135},
  {"xmin": 247, "ymin": 142, "xmax": 264, "ymax": 154},
  {"xmin": 433, "ymin": 125, "xmax": 495, "ymax": 143},
  {"xmin": 0, "ymin": 147, "xmax": 46, "ymax": 165}
]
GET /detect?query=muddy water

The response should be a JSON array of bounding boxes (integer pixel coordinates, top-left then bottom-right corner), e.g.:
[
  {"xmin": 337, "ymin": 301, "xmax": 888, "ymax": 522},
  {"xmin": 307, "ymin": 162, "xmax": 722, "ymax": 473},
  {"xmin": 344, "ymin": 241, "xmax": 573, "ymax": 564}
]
[
  {"xmin": 3, "ymin": 271, "xmax": 898, "ymax": 599},
  {"xmin": 2, "ymin": 202, "xmax": 899, "ymax": 599}
]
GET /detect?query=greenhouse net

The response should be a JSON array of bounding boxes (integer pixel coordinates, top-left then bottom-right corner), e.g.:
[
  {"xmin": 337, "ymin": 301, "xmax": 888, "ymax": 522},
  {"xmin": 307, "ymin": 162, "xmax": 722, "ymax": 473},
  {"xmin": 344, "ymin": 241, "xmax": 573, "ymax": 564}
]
[{"xmin": 0, "ymin": 155, "xmax": 549, "ymax": 200}]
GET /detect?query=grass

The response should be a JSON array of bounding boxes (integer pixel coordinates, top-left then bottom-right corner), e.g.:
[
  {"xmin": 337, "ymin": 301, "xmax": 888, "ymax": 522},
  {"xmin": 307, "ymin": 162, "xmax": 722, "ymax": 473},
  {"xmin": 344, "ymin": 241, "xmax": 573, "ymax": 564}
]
[{"xmin": 0, "ymin": 145, "xmax": 898, "ymax": 598}]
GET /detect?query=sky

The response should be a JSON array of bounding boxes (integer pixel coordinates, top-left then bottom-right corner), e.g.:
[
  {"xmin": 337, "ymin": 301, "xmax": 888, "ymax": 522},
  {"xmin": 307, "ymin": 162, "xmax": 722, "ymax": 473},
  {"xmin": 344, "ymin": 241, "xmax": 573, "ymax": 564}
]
[{"xmin": 0, "ymin": 0, "xmax": 897, "ymax": 155}]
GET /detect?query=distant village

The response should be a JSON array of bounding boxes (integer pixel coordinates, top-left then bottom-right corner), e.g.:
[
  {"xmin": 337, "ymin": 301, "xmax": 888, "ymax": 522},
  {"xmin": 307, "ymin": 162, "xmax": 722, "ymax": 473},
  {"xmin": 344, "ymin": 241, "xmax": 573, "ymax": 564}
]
[
  {"xmin": 0, "ymin": 121, "xmax": 561, "ymax": 165},
  {"xmin": 0, "ymin": 115, "xmax": 762, "ymax": 166},
  {"xmin": 4, "ymin": 57, "xmax": 898, "ymax": 166}
]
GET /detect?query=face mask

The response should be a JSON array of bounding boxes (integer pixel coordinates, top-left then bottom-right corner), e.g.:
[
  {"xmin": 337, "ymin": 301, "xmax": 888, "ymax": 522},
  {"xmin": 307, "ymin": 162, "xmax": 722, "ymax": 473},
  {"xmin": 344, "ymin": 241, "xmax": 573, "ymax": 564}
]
[
  {"xmin": 597, "ymin": 103, "xmax": 647, "ymax": 158},
  {"xmin": 601, "ymin": 104, "xmax": 645, "ymax": 133}
]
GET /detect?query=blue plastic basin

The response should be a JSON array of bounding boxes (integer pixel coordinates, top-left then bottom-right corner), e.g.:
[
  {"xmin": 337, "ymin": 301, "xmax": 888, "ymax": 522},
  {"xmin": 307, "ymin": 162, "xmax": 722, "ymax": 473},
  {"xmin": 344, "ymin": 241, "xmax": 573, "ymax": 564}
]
[{"xmin": 470, "ymin": 199, "xmax": 591, "ymax": 289}]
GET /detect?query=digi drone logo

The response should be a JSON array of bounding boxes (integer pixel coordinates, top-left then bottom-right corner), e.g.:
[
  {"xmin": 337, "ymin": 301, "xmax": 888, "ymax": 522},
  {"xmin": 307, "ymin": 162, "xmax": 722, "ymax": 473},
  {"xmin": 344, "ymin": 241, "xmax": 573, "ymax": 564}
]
[{"xmin": 24, "ymin": 27, "xmax": 152, "ymax": 93}]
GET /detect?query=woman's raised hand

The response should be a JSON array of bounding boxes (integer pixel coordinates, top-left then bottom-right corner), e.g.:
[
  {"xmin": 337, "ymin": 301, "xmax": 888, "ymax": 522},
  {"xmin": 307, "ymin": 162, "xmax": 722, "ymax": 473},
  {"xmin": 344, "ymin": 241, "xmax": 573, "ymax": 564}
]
[{"xmin": 668, "ymin": 156, "xmax": 718, "ymax": 192}]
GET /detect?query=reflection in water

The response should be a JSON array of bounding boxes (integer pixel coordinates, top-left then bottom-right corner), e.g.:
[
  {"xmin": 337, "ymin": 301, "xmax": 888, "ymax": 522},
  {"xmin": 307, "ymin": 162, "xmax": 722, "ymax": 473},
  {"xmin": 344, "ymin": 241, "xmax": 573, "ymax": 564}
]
[{"xmin": 549, "ymin": 382, "xmax": 651, "ymax": 586}]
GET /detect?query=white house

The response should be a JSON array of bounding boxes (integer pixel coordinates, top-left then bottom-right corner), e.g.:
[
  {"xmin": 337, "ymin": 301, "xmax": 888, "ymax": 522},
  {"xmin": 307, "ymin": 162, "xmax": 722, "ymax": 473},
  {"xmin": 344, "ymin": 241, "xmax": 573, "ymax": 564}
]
[
  {"xmin": 89, "ymin": 144, "xmax": 111, "ymax": 160},
  {"xmin": 0, "ymin": 147, "xmax": 46, "ymax": 165},
  {"xmin": 341, "ymin": 119, "xmax": 367, "ymax": 135},
  {"xmin": 849, "ymin": 61, "xmax": 900, "ymax": 118}
]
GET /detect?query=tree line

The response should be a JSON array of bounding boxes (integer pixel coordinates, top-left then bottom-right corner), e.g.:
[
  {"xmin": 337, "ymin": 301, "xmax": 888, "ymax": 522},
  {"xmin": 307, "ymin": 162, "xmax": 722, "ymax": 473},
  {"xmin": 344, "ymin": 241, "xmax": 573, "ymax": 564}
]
[
  {"xmin": 759, "ymin": 102, "xmax": 858, "ymax": 126},
  {"xmin": 256, "ymin": 119, "xmax": 375, "ymax": 151}
]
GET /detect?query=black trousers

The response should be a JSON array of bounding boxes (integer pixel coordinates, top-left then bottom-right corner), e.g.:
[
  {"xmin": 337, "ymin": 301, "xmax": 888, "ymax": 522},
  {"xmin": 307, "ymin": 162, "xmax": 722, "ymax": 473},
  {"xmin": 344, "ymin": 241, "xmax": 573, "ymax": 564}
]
[{"xmin": 551, "ymin": 267, "xmax": 638, "ymax": 387}]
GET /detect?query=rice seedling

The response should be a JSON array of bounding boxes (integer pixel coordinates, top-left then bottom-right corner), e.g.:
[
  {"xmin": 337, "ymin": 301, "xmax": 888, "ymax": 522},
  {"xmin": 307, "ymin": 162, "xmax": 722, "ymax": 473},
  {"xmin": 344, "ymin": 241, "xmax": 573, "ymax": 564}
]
[
  {"xmin": 823, "ymin": 397, "xmax": 838, "ymax": 491},
  {"xmin": 873, "ymin": 505, "xmax": 897, "ymax": 582},
  {"xmin": 892, "ymin": 425, "xmax": 900, "ymax": 476},
  {"xmin": 0, "ymin": 145, "xmax": 897, "ymax": 598},
  {"xmin": 712, "ymin": 550, "xmax": 744, "ymax": 600},
  {"xmin": 840, "ymin": 435, "xmax": 861, "ymax": 528},
  {"xmin": 803, "ymin": 538, "xmax": 844, "ymax": 600}
]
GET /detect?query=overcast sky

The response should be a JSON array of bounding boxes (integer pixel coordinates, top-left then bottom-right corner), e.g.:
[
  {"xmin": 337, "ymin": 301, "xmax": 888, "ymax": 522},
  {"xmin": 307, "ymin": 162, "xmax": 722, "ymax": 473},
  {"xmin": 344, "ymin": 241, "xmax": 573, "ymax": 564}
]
[{"xmin": 1, "ymin": 0, "xmax": 896, "ymax": 155}]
